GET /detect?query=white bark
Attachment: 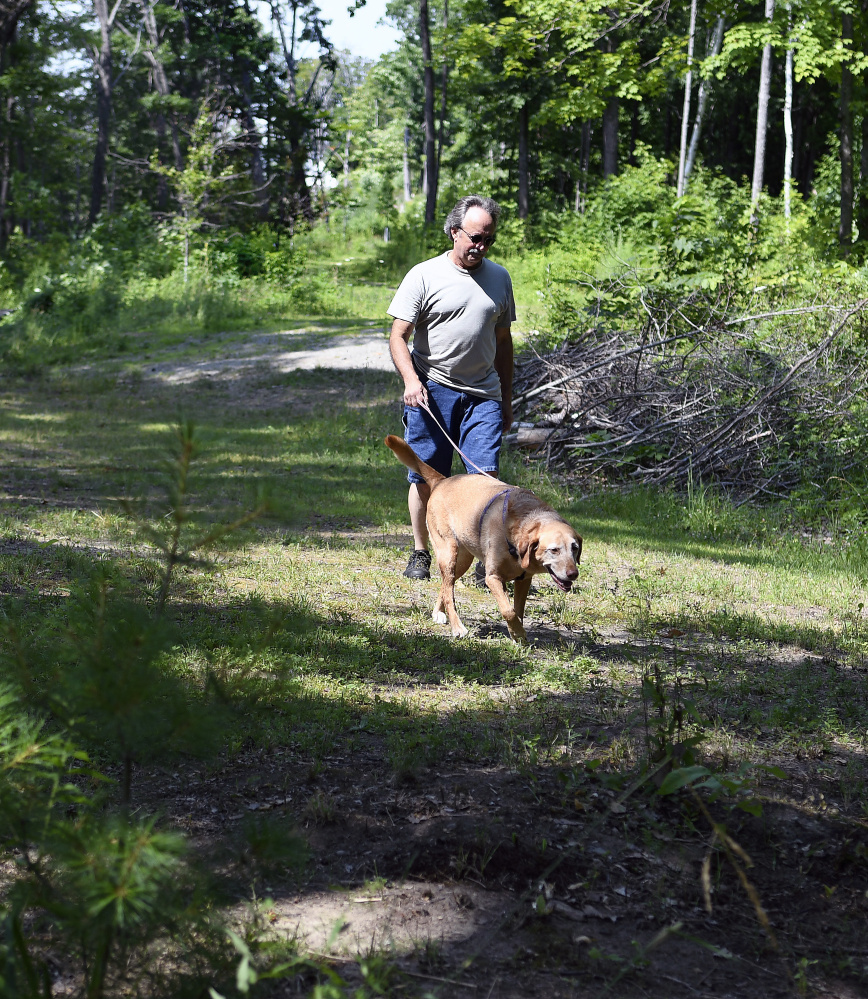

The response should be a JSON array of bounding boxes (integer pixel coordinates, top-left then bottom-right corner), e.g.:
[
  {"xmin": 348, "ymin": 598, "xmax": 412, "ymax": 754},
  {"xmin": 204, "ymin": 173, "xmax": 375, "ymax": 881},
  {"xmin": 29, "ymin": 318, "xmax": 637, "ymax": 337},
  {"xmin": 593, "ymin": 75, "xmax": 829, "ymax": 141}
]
[
  {"xmin": 677, "ymin": 0, "xmax": 698, "ymax": 198},
  {"xmin": 783, "ymin": 24, "xmax": 794, "ymax": 222},
  {"xmin": 684, "ymin": 16, "xmax": 725, "ymax": 187},
  {"xmin": 751, "ymin": 0, "xmax": 776, "ymax": 214}
]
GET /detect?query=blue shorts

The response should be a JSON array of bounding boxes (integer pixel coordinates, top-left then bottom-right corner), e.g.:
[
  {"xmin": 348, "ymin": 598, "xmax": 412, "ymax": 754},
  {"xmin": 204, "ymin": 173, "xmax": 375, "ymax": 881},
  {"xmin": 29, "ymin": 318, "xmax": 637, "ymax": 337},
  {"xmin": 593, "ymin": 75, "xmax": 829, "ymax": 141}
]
[{"xmin": 403, "ymin": 377, "xmax": 503, "ymax": 485}]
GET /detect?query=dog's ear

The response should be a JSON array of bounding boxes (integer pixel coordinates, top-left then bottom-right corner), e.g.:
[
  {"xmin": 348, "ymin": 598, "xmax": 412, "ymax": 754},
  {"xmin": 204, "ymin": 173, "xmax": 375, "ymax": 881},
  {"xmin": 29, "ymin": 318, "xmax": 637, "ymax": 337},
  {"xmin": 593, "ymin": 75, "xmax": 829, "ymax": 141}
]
[{"xmin": 519, "ymin": 540, "xmax": 537, "ymax": 570}]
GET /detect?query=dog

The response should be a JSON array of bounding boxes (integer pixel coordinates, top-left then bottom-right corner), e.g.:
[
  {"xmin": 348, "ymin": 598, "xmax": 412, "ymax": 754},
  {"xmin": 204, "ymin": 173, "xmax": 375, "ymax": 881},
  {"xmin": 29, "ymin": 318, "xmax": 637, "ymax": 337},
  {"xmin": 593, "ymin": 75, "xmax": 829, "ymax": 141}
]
[{"xmin": 385, "ymin": 435, "xmax": 582, "ymax": 644}]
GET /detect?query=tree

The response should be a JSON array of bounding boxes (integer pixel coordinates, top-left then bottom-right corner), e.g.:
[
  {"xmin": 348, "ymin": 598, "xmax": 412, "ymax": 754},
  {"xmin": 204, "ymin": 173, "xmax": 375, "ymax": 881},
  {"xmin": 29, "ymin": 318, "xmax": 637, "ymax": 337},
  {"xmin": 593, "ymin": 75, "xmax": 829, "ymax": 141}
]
[
  {"xmin": 269, "ymin": 0, "xmax": 337, "ymax": 222},
  {"xmin": 151, "ymin": 99, "xmax": 260, "ymax": 280},
  {"xmin": 839, "ymin": 6, "xmax": 853, "ymax": 249},
  {"xmin": 684, "ymin": 15, "xmax": 726, "ymax": 187},
  {"xmin": 89, "ymin": 0, "xmax": 122, "ymax": 224},
  {"xmin": 783, "ymin": 4, "xmax": 794, "ymax": 221},
  {"xmin": 419, "ymin": 0, "xmax": 437, "ymax": 222},
  {"xmin": 676, "ymin": 0, "xmax": 698, "ymax": 197},
  {"xmin": 750, "ymin": 0, "xmax": 775, "ymax": 217}
]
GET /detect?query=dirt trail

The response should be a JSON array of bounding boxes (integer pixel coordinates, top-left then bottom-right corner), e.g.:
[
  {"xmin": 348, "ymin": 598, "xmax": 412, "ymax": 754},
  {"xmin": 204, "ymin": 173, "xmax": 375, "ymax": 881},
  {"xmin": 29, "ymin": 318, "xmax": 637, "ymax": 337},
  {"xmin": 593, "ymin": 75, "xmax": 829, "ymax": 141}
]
[{"xmin": 146, "ymin": 328, "xmax": 394, "ymax": 384}]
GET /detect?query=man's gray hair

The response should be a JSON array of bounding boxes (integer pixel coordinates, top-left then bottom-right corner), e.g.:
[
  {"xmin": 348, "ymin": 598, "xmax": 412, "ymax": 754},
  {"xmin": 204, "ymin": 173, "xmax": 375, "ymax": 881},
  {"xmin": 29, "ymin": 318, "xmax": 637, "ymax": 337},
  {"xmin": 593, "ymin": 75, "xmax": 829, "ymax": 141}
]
[{"xmin": 443, "ymin": 195, "xmax": 501, "ymax": 237}]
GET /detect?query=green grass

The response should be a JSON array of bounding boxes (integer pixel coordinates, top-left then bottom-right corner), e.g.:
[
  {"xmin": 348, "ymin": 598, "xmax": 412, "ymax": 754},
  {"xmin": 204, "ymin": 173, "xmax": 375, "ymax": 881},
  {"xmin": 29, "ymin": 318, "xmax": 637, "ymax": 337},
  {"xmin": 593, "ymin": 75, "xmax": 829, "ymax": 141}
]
[{"xmin": 2, "ymin": 289, "xmax": 868, "ymax": 995}]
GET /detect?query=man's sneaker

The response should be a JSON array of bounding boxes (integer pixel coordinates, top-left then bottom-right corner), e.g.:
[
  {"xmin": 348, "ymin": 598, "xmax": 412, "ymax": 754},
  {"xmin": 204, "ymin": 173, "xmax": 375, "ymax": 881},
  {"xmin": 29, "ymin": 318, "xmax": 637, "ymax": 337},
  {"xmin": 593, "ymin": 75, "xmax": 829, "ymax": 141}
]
[
  {"xmin": 473, "ymin": 560, "xmax": 488, "ymax": 589},
  {"xmin": 403, "ymin": 549, "xmax": 432, "ymax": 580}
]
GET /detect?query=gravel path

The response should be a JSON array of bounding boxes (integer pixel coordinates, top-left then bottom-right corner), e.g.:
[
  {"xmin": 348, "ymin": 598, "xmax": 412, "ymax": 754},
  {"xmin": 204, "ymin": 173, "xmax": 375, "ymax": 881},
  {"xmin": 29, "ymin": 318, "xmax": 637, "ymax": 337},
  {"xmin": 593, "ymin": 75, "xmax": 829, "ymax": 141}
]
[{"xmin": 146, "ymin": 328, "xmax": 394, "ymax": 384}]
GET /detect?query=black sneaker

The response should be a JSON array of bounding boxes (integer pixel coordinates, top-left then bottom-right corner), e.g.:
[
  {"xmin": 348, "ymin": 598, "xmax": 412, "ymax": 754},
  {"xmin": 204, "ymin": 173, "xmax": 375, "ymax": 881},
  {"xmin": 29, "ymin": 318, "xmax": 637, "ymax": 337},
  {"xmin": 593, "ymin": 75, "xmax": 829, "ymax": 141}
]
[
  {"xmin": 473, "ymin": 561, "xmax": 488, "ymax": 589},
  {"xmin": 403, "ymin": 549, "xmax": 432, "ymax": 580}
]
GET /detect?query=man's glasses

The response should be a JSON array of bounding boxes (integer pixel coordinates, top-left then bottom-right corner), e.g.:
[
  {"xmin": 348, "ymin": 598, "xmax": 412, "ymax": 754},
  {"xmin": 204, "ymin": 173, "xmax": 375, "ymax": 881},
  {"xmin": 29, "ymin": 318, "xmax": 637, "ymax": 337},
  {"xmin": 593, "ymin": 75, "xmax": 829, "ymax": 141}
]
[{"xmin": 457, "ymin": 226, "xmax": 496, "ymax": 247}]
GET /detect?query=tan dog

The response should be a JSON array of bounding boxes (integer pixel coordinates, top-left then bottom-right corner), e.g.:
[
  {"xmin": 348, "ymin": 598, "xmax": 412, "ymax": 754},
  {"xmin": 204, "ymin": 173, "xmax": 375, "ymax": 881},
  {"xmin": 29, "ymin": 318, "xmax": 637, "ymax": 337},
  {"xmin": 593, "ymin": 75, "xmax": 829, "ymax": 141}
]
[{"xmin": 385, "ymin": 435, "xmax": 582, "ymax": 643}]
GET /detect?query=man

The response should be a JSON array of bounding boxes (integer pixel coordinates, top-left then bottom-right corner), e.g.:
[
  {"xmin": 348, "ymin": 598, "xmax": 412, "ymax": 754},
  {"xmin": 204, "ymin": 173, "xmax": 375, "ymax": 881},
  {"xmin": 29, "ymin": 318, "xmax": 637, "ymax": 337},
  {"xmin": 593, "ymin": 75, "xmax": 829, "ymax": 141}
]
[{"xmin": 388, "ymin": 194, "xmax": 517, "ymax": 580}]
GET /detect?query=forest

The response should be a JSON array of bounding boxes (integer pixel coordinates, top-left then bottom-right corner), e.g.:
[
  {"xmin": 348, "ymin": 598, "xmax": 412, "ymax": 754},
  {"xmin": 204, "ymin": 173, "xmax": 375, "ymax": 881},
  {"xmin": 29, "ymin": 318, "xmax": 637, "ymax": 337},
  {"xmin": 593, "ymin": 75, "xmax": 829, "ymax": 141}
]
[{"xmin": 1, "ymin": 1, "xmax": 868, "ymax": 998}]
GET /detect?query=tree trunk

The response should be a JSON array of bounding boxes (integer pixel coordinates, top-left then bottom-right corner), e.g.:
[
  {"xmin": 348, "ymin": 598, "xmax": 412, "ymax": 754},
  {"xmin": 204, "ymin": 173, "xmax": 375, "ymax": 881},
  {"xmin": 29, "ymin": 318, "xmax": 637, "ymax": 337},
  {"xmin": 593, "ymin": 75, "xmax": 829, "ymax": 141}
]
[
  {"xmin": 0, "ymin": 95, "xmax": 13, "ymax": 247},
  {"xmin": 518, "ymin": 102, "xmax": 529, "ymax": 219},
  {"xmin": 240, "ymin": 0, "xmax": 268, "ymax": 219},
  {"xmin": 344, "ymin": 130, "xmax": 351, "ymax": 187},
  {"xmin": 437, "ymin": 0, "xmax": 448, "ymax": 183},
  {"xmin": 403, "ymin": 125, "xmax": 412, "ymax": 203},
  {"xmin": 839, "ymin": 10, "xmax": 853, "ymax": 251},
  {"xmin": 419, "ymin": 0, "xmax": 437, "ymax": 224},
  {"xmin": 0, "ymin": 0, "xmax": 32, "ymax": 73},
  {"xmin": 140, "ymin": 0, "xmax": 182, "ymax": 169},
  {"xmin": 684, "ymin": 16, "xmax": 725, "ymax": 187},
  {"xmin": 783, "ymin": 8, "xmax": 794, "ymax": 222},
  {"xmin": 602, "ymin": 95, "xmax": 618, "ymax": 178},
  {"xmin": 240, "ymin": 73, "xmax": 268, "ymax": 218},
  {"xmin": 576, "ymin": 120, "xmax": 591, "ymax": 213},
  {"xmin": 677, "ymin": 0, "xmax": 698, "ymax": 197},
  {"xmin": 862, "ymin": 105, "xmax": 868, "ymax": 184},
  {"xmin": 750, "ymin": 0, "xmax": 775, "ymax": 216},
  {"xmin": 0, "ymin": 2, "xmax": 31, "ymax": 247},
  {"xmin": 89, "ymin": 0, "xmax": 114, "ymax": 225}
]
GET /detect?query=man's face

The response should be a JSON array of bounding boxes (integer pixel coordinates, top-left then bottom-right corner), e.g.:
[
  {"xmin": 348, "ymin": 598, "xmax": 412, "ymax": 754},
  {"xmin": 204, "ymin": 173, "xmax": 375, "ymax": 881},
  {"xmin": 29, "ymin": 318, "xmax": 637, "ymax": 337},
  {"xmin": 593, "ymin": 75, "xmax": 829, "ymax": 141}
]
[{"xmin": 450, "ymin": 207, "xmax": 496, "ymax": 270}]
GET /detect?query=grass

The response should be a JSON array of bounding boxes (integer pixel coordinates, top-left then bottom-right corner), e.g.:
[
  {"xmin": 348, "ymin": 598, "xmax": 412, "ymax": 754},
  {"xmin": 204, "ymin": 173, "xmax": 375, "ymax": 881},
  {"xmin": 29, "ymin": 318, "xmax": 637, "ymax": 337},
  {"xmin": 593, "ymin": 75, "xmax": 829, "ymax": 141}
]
[{"xmin": 1, "ymin": 297, "xmax": 868, "ymax": 995}]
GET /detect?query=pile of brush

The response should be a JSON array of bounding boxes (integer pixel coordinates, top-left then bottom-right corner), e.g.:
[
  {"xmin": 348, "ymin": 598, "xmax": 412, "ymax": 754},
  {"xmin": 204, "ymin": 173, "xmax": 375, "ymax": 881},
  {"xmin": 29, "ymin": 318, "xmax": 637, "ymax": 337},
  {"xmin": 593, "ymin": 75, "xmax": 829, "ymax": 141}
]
[{"xmin": 511, "ymin": 298, "xmax": 868, "ymax": 502}]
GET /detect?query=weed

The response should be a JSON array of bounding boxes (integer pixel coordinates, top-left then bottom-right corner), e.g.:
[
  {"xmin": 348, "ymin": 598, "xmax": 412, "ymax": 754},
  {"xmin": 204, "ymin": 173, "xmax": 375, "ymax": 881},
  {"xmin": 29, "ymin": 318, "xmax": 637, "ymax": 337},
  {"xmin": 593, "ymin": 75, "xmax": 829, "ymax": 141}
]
[{"xmin": 303, "ymin": 790, "xmax": 338, "ymax": 825}]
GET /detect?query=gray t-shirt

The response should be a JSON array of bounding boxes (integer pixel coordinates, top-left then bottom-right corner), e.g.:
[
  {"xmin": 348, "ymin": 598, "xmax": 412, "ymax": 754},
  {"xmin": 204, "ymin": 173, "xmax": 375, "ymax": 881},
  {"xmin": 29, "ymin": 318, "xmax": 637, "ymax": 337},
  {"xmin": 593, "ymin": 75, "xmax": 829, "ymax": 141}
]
[{"xmin": 387, "ymin": 252, "xmax": 516, "ymax": 400}]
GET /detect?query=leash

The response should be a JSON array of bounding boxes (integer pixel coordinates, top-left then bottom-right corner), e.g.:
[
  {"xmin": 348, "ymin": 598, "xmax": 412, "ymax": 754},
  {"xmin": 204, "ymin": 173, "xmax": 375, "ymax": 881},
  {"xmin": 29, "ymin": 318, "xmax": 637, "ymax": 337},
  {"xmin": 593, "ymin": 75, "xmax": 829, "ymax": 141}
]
[{"xmin": 417, "ymin": 396, "xmax": 498, "ymax": 479}]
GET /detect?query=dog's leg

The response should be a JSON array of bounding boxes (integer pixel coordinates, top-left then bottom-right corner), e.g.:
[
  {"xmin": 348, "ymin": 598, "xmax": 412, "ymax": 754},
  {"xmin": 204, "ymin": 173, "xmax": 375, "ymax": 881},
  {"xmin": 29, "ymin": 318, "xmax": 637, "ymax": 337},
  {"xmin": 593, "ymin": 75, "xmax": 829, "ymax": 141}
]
[
  {"xmin": 431, "ymin": 541, "xmax": 470, "ymax": 637},
  {"xmin": 485, "ymin": 574, "xmax": 528, "ymax": 644},
  {"xmin": 513, "ymin": 576, "xmax": 532, "ymax": 623}
]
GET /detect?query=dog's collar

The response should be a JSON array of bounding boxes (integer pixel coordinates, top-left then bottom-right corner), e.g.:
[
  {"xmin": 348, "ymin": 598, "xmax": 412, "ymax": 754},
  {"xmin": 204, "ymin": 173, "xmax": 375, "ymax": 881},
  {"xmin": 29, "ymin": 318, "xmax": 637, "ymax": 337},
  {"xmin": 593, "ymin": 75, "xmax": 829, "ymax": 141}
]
[{"xmin": 478, "ymin": 488, "xmax": 520, "ymax": 561}]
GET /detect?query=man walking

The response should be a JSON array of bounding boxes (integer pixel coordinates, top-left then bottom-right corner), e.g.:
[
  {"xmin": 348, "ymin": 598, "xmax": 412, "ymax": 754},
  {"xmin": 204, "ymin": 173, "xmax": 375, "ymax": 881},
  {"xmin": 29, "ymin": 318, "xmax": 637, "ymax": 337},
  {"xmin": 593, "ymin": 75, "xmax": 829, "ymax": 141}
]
[{"xmin": 388, "ymin": 194, "xmax": 517, "ymax": 581}]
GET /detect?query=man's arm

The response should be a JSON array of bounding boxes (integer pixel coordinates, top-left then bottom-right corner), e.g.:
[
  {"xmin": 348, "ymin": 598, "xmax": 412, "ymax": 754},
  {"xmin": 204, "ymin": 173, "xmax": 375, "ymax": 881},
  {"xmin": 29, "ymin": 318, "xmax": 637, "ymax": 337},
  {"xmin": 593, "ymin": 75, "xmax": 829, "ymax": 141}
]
[
  {"xmin": 389, "ymin": 318, "xmax": 428, "ymax": 407},
  {"xmin": 494, "ymin": 324, "xmax": 514, "ymax": 433}
]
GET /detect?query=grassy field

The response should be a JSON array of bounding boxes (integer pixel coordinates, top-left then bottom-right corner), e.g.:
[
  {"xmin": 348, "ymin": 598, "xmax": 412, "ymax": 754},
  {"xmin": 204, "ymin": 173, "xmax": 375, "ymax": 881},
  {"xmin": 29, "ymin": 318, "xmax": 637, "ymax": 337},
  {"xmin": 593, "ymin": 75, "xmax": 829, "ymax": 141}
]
[{"xmin": 1, "ymin": 304, "xmax": 868, "ymax": 997}]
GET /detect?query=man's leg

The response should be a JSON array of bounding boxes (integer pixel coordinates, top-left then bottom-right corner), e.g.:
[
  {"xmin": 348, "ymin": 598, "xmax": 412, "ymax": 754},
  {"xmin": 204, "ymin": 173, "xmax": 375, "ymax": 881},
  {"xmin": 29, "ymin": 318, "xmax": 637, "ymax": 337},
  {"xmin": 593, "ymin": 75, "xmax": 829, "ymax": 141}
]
[
  {"xmin": 402, "ymin": 481, "xmax": 432, "ymax": 578},
  {"xmin": 401, "ymin": 381, "xmax": 460, "ymax": 580},
  {"xmin": 409, "ymin": 482, "xmax": 431, "ymax": 550}
]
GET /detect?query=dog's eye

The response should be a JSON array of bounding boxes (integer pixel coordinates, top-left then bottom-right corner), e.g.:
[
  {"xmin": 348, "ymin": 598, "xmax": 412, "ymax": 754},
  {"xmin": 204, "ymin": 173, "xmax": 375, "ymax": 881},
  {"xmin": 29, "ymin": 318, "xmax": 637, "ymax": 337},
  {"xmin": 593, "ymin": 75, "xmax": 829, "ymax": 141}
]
[{"xmin": 547, "ymin": 547, "xmax": 560, "ymax": 554}]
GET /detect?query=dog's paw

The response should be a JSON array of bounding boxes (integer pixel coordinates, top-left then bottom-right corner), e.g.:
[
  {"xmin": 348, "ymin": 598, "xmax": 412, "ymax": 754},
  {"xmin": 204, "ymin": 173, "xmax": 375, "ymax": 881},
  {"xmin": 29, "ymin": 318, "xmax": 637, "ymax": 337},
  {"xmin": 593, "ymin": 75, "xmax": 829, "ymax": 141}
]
[
  {"xmin": 508, "ymin": 624, "xmax": 528, "ymax": 645},
  {"xmin": 432, "ymin": 609, "xmax": 448, "ymax": 625},
  {"xmin": 452, "ymin": 623, "xmax": 469, "ymax": 638}
]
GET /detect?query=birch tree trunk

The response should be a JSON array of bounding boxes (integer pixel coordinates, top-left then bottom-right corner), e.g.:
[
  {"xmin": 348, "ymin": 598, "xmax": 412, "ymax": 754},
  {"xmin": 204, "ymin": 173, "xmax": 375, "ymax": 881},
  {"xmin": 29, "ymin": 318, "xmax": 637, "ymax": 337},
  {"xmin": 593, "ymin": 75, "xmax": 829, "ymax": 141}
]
[
  {"xmin": 839, "ymin": 10, "xmax": 853, "ymax": 251},
  {"xmin": 684, "ymin": 16, "xmax": 725, "ymax": 187},
  {"xmin": 750, "ymin": 0, "xmax": 775, "ymax": 218},
  {"xmin": 783, "ymin": 8, "xmax": 794, "ymax": 223},
  {"xmin": 677, "ymin": 0, "xmax": 698, "ymax": 197}
]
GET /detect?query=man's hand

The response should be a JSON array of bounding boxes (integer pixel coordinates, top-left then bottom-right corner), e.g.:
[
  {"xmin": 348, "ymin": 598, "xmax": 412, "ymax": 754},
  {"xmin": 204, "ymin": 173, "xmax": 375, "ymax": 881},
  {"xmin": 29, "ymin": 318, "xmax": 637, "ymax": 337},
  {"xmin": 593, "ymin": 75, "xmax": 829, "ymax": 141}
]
[
  {"xmin": 501, "ymin": 400, "xmax": 513, "ymax": 435},
  {"xmin": 403, "ymin": 377, "xmax": 428, "ymax": 408}
]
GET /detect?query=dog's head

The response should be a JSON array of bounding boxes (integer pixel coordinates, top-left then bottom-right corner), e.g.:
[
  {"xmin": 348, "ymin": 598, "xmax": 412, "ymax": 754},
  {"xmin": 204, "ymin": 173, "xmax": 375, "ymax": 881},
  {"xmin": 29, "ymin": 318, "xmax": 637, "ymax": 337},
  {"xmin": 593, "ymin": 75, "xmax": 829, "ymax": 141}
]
[{"xmin": 519, "ymin": 521, "xmax": 582, "ymax": 592}]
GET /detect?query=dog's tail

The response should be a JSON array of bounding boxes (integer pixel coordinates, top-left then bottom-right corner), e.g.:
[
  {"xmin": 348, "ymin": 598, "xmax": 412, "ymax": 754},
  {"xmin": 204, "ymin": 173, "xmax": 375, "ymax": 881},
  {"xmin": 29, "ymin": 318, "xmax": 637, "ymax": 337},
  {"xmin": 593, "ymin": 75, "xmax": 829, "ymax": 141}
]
[{"xmin": 384, "ymin": 435, "xmax": 446, "ymax": 488}]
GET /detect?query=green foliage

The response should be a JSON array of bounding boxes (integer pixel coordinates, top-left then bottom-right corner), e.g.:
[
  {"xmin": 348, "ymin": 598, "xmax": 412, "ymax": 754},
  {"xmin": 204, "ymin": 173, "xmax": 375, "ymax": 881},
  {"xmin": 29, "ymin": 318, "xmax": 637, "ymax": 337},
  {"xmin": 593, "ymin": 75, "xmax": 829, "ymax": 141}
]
[
  {"xmin": 123, "ymin": 420, "xmax": 268, "ymax": 616},
  {"xmin": 0, "ymin": 685, "xmax": 197, "ymax": 999},
  {"xmin": 0, "ymin": 686, "xmax": 89, "ymax": 850}
]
